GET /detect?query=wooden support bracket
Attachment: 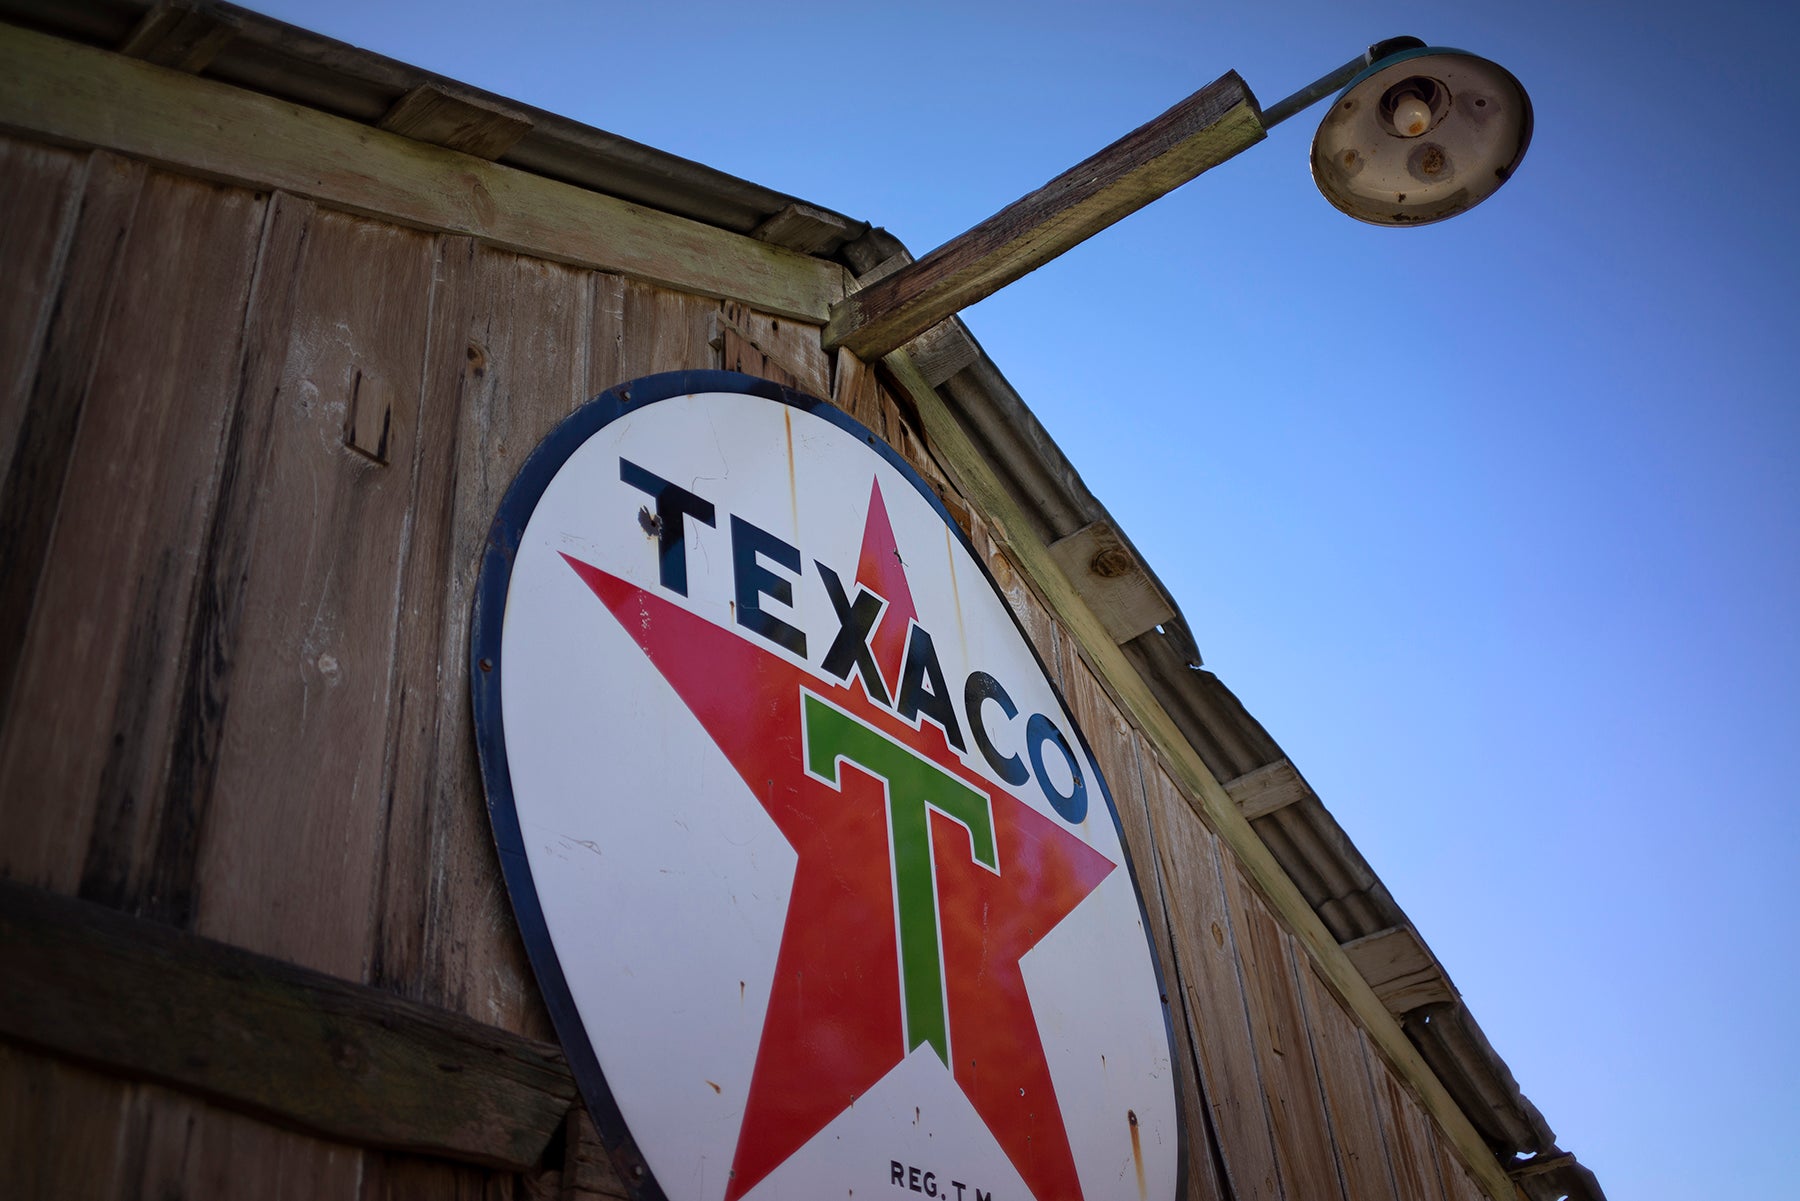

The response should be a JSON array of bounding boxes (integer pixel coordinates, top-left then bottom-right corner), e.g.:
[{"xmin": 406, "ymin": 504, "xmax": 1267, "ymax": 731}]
[
  {"xmin": 378, "ymin": 83, "xmax": 535, "ymax": 160},
  {"xmin": 823, "ymin": 72, "xmax": 1265, "ymax": 359},
  {"xmin": 120, "ymin": 0, "xmax": 239, "ymax": 73},
  {"xmin": 1340, "ymin": 925, "xmax": 1456, "ymax": 1014},
  {"xmin": 1224, "ymin": 757, "xmax": 1313, "ymax": 820},
  {"xmin": 903, "ymin": 317, "xmax": 981, "ymax": 386},
  {"xmin": 1046, "ymin": 520, "xmax": 1176, "ymax": 644},
  {"xmin": 753, "ymin": 202, "xmax": 859, "ymax": 255}
]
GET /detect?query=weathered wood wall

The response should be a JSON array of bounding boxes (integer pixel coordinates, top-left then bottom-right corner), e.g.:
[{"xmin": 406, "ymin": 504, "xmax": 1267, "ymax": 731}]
[{"xmin": 0, "ymin": 74, "xmax": 1494, "ymax": 1201}]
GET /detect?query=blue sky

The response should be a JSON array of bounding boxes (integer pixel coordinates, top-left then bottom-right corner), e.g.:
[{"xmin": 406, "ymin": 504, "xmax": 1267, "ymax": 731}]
[{"xmin": 241, "ymin": 2, "xmax": 1799, "ymax": 1195}]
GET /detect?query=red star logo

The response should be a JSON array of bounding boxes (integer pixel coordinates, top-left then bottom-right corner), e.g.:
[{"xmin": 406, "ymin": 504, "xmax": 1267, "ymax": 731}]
[{"xmin": 562, "ymin": 480, "xmax": 1114, "ymax": 1201}]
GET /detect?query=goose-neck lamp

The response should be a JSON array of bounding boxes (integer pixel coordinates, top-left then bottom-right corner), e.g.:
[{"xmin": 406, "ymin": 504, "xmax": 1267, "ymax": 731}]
[
  {"xmin": 823, "ymin": 35, "xmax": 1534, "ymax": 362},
  {"xmin": 1276, "ymin": 36, "xmax": 1534, "ymax": 226}
]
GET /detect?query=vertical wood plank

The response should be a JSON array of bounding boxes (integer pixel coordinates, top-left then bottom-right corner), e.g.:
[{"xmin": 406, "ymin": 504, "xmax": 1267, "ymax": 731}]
[
  {"xmin": 0, "ymin": 136, "xmax": 86, "ymax": 482},
  {"xmin": 1057, "ymin": 653, "xmax": 1225, "ymax": 1201},
  {"xmin": 830, "ymin": 347, "xmax": 889, "ymax": 442},
  {"xmin": 1372, "ymin": 1059, "xmax": 1451, "ymax": 1201},
  {"xmin": 1228, "ymin": 873, "xmax": 1350, "ymax": 1201},
  {"xmin": 360, "ymin": 1150, "xmax": 521, "ymax": 1201},
  {"xmin": 386, "ymin": 246, "xmax": 601, "ymax": 1038},
  {"xmin": 987, "ymin": 546, "xmax": 1062, "ymax": 674},
  {"xmin": 1294, "ymin": 953, "xmax": 1404, "ymax": 1201},
  {"xmin": 1432, "ymin": 1127, "xmax": 1491, "ymax": 1201},
  {"xmin": 587, "ymin": 273, "xmax": 628, "ymax": 397},
  {"xmin": 190, "ymin": 207, "xmax": 438, "ymax": 978},
  {"xmin": 369, "ymin": 234, "xmax": 482, "ymax": 1012},
  {"xmin": 0, "ymin": 1044, "xmax": 131, "ymax": 1201},
  {"xmin": 721, "ymin": 303, "xmax": 831, "ymax": 397},
  {"xmin": 0, "ymin": 150, "xmax": 143, "ymax": 800},
  {"xmin": 127, "ymin": 1082, "xmax": 365, "ymax": 1201},
  {"xmin": 720, "ymin": 321, "xmax": 799, "ymax": 390},
  {"xmin": 1141, "ymin": 759, "xmax": 1285, "ymax": 1201},
  {"xmin": 0, "ymin": 169, "xmax": 263, "ymax": 898},
  {"xmin": 616, "ymin": 278, "xmax": 719, "ymax": 379},
  {"xmin": 92, "ymin": 191, "xmax": 314, "ymax": 924},
  {"xmin": 0, "ymin": 1043, "xmax": 367, "ymax": 1201}
]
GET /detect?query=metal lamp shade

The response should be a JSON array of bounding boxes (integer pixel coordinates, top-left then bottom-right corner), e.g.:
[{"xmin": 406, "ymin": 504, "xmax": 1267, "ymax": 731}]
[{"xmin": 1311, "ymin": 46, "xmax": 1533, "ymax": 226}]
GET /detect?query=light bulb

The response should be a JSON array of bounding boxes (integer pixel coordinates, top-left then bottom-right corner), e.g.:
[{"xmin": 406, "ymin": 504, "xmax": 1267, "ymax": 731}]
[{"xmin": 1392, "ymin": 94, "xmax": 1432, "ymax": 136}]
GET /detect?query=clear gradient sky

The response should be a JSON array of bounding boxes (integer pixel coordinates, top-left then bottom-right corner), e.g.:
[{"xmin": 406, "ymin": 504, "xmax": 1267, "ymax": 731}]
[{"xmin": 240, "ymin": 2, "xmax": 1799, "ymax": 1196}]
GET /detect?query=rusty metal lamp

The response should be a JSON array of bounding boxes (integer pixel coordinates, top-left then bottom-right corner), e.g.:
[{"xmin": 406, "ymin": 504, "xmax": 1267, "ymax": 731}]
[
  {"xmin": 826, "ymin": 36, "xmax": 1535, "ymax": 360},
  {"xmin": 1263, "ymin": 36, "xmax": 1535, "ymax": 225}
]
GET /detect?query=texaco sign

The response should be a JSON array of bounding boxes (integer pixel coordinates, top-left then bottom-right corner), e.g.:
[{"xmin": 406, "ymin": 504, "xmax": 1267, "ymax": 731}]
[{"xmin": 472, "ymin": 372, "xmax": 1181, "ymax": 1201}]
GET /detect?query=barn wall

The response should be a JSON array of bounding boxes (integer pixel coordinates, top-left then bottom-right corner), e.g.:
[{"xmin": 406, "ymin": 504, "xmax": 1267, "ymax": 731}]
[{"xmin": 0, "ymin": 51, "xmax": 1495, "ymax": 1201}]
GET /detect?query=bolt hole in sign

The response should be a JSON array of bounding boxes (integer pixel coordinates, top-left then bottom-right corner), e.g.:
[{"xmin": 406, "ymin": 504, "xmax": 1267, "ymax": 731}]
[{"xmin": 472, "ymin": 373, "xmax": 1182, "ymax": 1201}]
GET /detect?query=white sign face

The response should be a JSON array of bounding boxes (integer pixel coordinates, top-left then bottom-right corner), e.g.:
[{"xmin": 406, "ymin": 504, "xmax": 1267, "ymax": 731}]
[{"xmin": 473, "ymin": 374, "xmax": 1180, "ymax": 1201}]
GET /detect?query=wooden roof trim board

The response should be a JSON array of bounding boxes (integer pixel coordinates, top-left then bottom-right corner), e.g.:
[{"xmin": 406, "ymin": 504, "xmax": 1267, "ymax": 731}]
[
  {"xmin": 0, "ymin": 22, "xmax": 846, "ymax": 321},
  {"xmin": 0, "ymin": 0, "xmax": 870, "ymax": 245},
  {"xmin": 0, "ymin": 3, "xmax": 1597, "ymax": 1196}
]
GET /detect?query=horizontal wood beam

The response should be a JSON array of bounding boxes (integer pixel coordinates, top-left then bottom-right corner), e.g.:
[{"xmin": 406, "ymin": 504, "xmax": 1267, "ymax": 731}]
[
  {"xmin": 0, "ymin": 22, "xmax": 845, "ymax": 322},
  {"xmin": 0, "ymin": 880, "xmax": 576, "ymax": 1172},
  {"xmin": 825, "ymin": 73, "xmax": 1265, "ymax": 359}
]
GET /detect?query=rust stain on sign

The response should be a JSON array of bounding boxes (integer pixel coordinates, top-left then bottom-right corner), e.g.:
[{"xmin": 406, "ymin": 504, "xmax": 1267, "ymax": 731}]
[{"xmin": 1130, "ymin": 1109, "xmax": 1144, "ymax": 1201}]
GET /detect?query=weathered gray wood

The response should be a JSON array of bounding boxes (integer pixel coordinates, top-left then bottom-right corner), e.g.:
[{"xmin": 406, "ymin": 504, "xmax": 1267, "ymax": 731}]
[
  {"xmin": 191, "ymin": 205, "xmax": 438, "ymax": 979},
  {"xmin": 0, "ymin": 24, "xmax": 846, "ymax": 322},
  {"xmin": 1140, "ymin": 759, "xmax": 1284, "ymax": 1201},
  {"xmin": 715, "ymin": 303, "xmax": 831, "ymax": 397},
  {"xmin": 1341, "ymin": 926, "xmax": 1454, "ymax": 1015},
  {"xmin": 1224, "ymin": 757, "xmax": 1313, "ymax": 821},
  {"xmin": 367, "ymin": 234, "xmax": 481, "ymax": 1014},
  {"xmin": 1434, "ymin": 1136, "xmax": 1491, "ymax": 1201},
  {"xmin": 0, "ymin": 1044, "xmax": 132, "ymax": 1201},
  {"xmin": 1293, "ymin": 955, "xmax": 1405, "ymax": 1201},
  {"xmin": 386, "ymin": 246, "xmax": 603, "ymax": 1040},
  {"xmin": 0, "ymin": 136, "xmax": 85, "ymax": 505},
  {"xmin": 752, "ymin": 201, "xmax": 857, "ymax": 254},
  {"xmin": 616, "ymin": 278, "xmax": 723, "ymax": 381},
  {"xmin": 119, "ymin": 0, "xmax": 239, "ymax": 72},
  {"xmin": 561, "ymin": 1108, "xmax": 632, "ymax": 1200},
  {"xmin": 830, "ymin": 345, "xmax": 890, "ymax": 443},
  {"xmin": 0, "ymin": 142, "xmax": 107, "ymax": 750},
  {"xmin": 124, "ymin": 1076, "xmax": 367, "ymax": 1201},
  {"xmin": 1057, "ymin": 654, "xmax": 1227, "ymax": 1201},
  {"xmin": 902, "ymin": 317, "xmax": 980, "ymax": 387},
  {"xmin": 379, "ymin": 83, "xmax": 534, "ymax": 160},
  {"xmin": 1047, "ymin": 520, "xmax": 1177, "ymax": 645},
  {"xmin": 106, "ymin": 188, "xmax": 307, "ymax": 926},
  {"xmin": 0, "ymin": 880, "xmax": 577, "ymax": 1171},
  {"xmin": 1228, "ymin": 871, "xmax": 1350, "ymax": 1201},
  {"xmin": 824, "ymin": 72, "xmax": 1264, "ymax": 358},
  {"xmin": 1371, "ymin": 1065, "xmax": 1447, "ymax": 1201},
  {"xmin": 0, "ymin": 165, "xmax": 263, "ymax": 905}
]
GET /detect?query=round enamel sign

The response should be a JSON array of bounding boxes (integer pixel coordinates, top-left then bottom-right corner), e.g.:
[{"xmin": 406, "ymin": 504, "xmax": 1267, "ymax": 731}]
[{"xmin": 472, "ymin": 372, "xmax": 1181, "ymax": 1201}]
